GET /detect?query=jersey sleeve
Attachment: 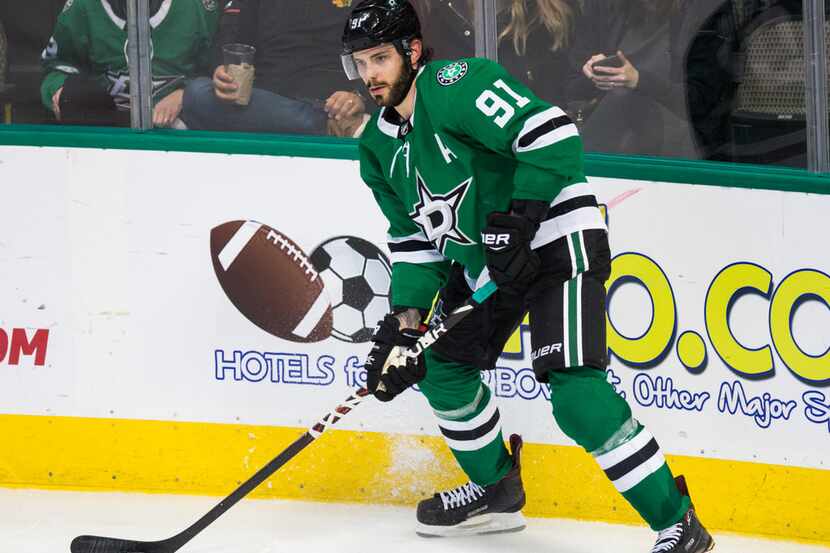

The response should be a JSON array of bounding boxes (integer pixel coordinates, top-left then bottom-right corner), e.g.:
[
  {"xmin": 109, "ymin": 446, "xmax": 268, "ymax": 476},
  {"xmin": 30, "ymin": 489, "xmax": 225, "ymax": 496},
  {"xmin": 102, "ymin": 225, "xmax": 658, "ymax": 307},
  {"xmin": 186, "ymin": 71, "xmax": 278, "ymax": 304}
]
[
  {"xmin": 194, "ymin": 0, "xmax": 222, "ymax": 76},
  {"xmin": 359, "ymin": 140, "xmax": 451, "ymax": 311},
  {"xmin": 448, "ymin": 58, "xmax": 585, "ymax": 203},
  {"xmin": 40, "ymin": 0, "xmax": 90, "ymax": 110}
]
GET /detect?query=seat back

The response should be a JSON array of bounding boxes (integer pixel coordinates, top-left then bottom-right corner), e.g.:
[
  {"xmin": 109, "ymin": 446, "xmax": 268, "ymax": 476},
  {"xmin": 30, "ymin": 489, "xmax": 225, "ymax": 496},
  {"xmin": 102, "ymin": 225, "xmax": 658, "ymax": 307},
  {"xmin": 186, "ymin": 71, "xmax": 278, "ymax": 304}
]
[
  {"xmin": 734, "ymin": 14, "xmax": 829, "ymax": 119},
  {"xmin": 729, "ymin": 6, "xmax": 823, "ymax": 166}
]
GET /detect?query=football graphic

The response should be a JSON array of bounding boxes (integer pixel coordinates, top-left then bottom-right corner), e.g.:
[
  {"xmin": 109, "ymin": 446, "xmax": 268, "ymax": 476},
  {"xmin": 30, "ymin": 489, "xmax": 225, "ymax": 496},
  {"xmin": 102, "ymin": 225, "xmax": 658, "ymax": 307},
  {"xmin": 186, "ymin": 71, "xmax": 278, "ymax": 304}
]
[
  {"xmin": 210, "ymin": 220, "xmax": 332, "ymax": 342},
  {"xmin": 310, "ymin": 236, "xmax": 392, "ymax": 343}
]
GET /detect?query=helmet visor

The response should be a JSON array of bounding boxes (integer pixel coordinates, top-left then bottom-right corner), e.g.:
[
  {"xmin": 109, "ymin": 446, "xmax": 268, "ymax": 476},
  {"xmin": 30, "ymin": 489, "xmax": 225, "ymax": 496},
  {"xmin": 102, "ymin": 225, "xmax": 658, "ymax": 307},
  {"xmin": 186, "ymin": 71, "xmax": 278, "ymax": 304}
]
[{"xmin": 341, "ymin": 53, "xmax": 363, "ymax": 81}]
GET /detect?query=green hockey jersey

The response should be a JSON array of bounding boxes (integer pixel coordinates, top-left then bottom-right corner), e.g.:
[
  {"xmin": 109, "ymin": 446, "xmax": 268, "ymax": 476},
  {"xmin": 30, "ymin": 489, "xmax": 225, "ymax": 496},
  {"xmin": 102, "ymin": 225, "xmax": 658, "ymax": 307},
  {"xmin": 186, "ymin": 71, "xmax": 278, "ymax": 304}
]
[
  {"xmin": 359, "ymin": 58, "xmax": 607, "ymax": 310},
  {"xmin": 41, "ymin": 0, "xmax": 219, "ymax": 110}
]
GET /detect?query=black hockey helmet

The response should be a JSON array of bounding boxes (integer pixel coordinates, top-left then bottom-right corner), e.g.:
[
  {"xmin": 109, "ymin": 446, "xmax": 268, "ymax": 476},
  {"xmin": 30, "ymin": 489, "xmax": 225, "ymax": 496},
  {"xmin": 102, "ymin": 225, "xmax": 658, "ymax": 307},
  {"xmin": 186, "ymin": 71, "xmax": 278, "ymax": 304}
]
[{"xmin": 341, "ymin": 0, "xmax": 422, "ymax": 79}]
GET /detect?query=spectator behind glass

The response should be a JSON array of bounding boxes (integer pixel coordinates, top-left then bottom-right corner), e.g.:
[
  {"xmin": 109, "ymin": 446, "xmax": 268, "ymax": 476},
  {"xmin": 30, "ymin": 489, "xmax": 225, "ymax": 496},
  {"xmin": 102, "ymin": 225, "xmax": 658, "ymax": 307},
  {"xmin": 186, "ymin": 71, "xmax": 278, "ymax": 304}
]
[
  {"xmin": 578, "ymin": 0, "xmax": 739, "ymax": 160},
  {"xmin": 565, "ymin": 0, "xmax": 681, "ymax": 155},
  {"xmin": 410, "ymin": 0, "xmax": 474, "ymax": 58},
  {"xmin": 181, "ymin": 0, "xmax": 368, "ymax": 137},
  {"xmin": 41, "ymin": 0, "xmax": 219, "ymax": 127},
  {"xmin": 498, "ymin": 0, "xmax": 578, "ymax": 104},
  {"xmin": 413, "ymin": 0, "xmax": 578, "ymax": 105},
  {"xmin": 666, "ymin": 0, "xmax": 738, "ymax": 160}
]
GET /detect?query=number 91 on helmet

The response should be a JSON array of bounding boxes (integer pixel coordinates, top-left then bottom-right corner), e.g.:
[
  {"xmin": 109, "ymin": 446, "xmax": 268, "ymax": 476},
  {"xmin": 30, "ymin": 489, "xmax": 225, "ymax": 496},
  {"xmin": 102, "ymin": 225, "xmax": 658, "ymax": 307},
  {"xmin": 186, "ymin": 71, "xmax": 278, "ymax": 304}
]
[{"xmin": 340, "ymin": 0, "xmax": 423, "ymax": 80}]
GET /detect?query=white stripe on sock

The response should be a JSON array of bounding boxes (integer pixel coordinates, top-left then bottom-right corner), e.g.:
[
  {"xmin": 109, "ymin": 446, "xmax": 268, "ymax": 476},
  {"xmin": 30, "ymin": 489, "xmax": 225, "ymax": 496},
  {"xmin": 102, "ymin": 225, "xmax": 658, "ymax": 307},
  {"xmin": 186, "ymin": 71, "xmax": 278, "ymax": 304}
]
[
  {"xmin": 613, "ymin": 449, "xmax": 666, "ymax": 493},
  {"xmin": 593, "ymin": 429, "xmax": 654, "ymax": 469},
  {"xmin": 443, "ymin": 417, "xmax": 504, "ymax": 452},
  {"xmin": 437, "ymin": 392, "xmax": 498, "ymax": 430}
]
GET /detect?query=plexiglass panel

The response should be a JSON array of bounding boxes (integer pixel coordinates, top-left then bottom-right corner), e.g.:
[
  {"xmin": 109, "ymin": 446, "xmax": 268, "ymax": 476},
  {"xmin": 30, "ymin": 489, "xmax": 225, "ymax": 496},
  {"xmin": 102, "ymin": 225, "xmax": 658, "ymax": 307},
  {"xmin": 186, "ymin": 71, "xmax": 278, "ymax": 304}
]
[
  {"xmin": 495, "ymin": 0, "xmax": 812, "ymax": 166},
  {"xmin": 1, "ymin": 0, "xmax": 820, "ymax": 164},
  {"xmin": 491, "ymin": 0, "xmax": 576, "ymax": 109},
  {"xmin": 179, "ymin": 0, "xmax": 368, "ymax": 136},
  {"xmin": 730, "ymin": 0, "xmax": 809, "ymax": 167},
  {"xmin": 0, "ymin": 1, "xmax": 65, "ymax": 125},
  {"xmin": 414, "ymin": 0, "xmax": 478, "ymax": 61},
  {"xmin": 178, "ymin": 0, "xmax": 478, "ymax": 137},
  {"xmin": 1, "ymin": 0, "xmax": 215, "ymax": 128}
]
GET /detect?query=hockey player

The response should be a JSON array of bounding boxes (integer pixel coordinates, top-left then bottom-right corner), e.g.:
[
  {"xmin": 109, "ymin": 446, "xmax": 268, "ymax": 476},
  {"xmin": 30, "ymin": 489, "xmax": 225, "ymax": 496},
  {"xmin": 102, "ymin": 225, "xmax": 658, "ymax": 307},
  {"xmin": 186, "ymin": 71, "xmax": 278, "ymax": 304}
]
[{"xmin": 341, "ymin": 1, "xmax": 715, "ymax": 552}]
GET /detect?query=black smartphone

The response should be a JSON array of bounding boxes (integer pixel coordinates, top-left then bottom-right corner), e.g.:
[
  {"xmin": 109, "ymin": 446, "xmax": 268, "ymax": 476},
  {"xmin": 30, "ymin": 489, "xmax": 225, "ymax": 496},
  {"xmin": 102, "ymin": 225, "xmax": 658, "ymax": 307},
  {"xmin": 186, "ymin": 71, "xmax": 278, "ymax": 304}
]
[{"xmin": 592, "ymin": 54, "xmax": 624, "ymax": 69}]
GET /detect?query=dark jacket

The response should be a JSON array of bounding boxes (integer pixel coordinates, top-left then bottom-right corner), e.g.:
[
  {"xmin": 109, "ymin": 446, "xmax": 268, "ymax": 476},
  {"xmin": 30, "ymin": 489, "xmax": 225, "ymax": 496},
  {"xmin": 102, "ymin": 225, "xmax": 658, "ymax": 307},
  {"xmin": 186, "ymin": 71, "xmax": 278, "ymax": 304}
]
[
  {"xmin": 563, "ymin": 0, "xmax": 664, "ymax": 102},
  {"xmin": 565, "ymin": 0, "xmax": 737, "ymax": 158},
  {"xmin": 214, "ymin": 0, "xmax": 356, "ymax": 101},
  {"xmin": 416, "ymin": 0, "xmax": 573, "ymax": 105},
  {"xmin": 643, "ymin": 0, "xmax": 738, "ymax": 160}
]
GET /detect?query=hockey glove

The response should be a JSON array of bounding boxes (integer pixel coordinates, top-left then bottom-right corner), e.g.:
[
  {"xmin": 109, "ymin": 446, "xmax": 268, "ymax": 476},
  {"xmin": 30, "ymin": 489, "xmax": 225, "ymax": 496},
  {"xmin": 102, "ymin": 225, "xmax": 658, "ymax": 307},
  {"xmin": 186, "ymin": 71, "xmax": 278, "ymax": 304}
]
[
  {"xmin": 482, "ymin": 209, "xmax": 542, "ymax": 296},
  {"xmin": 365, "ymin": 314, "xmax": 426, "ymax": 402}
]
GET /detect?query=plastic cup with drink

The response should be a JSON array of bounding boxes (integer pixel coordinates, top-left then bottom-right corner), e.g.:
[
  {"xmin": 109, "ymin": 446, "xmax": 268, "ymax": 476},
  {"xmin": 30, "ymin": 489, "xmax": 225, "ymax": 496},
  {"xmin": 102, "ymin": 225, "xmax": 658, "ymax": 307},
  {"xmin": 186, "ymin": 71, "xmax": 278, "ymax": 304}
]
[{"xmin": 223, "ymin": 43, "xmax": 256, "ymax": 106}]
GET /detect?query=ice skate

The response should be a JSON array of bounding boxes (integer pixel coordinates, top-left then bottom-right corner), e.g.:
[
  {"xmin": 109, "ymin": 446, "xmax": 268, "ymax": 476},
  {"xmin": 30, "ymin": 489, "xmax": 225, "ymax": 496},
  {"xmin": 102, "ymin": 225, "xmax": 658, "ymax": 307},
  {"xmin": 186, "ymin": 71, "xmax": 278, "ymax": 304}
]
[
  {"xmin": 415, "ymin": 434, "xmax": 526, "ymax": 538},
  {"xmin": 651, "ymin": 476, "xmax": 715, "ymax": 553}
]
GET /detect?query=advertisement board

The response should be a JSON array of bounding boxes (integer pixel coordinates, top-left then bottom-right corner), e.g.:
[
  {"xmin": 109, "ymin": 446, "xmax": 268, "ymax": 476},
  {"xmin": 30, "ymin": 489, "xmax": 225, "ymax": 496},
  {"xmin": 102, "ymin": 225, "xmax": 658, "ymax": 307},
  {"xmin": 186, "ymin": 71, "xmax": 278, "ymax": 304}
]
[
  {"xmin": 1, "ymin": 146, "xmax": 828, "ymax": 468},
  {"xmin": 1, "ymin": 145, "xmax": 828, "ymax": 542}
]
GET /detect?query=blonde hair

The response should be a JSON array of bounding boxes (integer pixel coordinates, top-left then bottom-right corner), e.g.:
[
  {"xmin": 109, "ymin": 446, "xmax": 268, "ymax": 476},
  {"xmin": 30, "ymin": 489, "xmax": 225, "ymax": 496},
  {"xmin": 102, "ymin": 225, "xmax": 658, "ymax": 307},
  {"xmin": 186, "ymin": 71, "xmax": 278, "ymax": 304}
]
[
  {"xmin": 414, "ymin": 0, "xmax": 576, "ymax": 55},
  {"xmin": 499, "ymin": 0, "xmax": 577, "ymax": 55}
]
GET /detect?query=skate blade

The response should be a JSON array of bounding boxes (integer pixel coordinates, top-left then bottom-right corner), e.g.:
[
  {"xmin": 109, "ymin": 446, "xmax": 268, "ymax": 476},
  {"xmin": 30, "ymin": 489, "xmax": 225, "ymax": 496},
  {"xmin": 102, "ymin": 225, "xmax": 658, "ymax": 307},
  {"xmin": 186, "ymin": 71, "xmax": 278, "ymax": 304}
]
[{"xmin": 415, "ymin": 512, "xmax": 526, "ymax": 538}]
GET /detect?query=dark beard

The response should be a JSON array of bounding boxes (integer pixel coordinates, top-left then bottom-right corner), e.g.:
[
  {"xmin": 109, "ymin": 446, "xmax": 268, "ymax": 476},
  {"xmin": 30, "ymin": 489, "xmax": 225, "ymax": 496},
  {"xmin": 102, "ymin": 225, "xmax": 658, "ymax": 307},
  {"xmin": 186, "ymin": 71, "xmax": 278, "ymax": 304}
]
[
  {"xmin": 370, "ymin": 58, "xmax": 415, "ymax": 108},
  {"xmin": 387, "ymin": 60, "xmax": 414, "ymax": 107}
]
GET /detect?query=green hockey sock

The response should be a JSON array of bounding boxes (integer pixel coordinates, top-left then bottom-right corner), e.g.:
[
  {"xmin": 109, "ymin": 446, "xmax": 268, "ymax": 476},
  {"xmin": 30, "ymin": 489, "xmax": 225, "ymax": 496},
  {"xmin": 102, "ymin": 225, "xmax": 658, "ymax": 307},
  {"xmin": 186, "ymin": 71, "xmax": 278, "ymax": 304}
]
[
  {"xmin": 420, "ymin": 351, "xmax": 512, "ymax": 486},
  {"xmin": 591, "ymin": 422, "xmax": 691, "ymax": 530},
  {"xmin": 548, "ymin": 366, "xmax": 689, "ymax": 530}
]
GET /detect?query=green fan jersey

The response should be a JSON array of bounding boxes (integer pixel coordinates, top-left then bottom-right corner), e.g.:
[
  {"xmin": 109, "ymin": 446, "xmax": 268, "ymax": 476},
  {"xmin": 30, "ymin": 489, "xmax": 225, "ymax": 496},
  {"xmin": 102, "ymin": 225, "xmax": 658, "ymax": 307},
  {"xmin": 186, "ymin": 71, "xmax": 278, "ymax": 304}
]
[
  {"xmin": 359, "ymin": 58, "xmax": 607, "ymax": 310},
  {"xmin": 41, "ymin": 0, "xmax": 219, "ymax": 110}
]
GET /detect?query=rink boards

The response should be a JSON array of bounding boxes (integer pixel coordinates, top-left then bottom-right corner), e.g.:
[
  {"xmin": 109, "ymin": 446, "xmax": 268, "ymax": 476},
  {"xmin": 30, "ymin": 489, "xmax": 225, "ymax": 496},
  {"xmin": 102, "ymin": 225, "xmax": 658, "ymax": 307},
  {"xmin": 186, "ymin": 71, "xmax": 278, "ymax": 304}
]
[{"xmin": 0, "ymin": 145, "xmax": 828, "ymax": 543}]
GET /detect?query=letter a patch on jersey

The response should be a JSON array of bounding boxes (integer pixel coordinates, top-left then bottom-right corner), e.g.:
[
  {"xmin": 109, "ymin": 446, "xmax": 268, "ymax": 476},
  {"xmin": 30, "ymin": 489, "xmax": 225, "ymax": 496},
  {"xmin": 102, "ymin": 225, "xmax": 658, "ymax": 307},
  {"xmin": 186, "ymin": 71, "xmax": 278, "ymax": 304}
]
[{"xmin": 437, "ymin": 61, "xmax": 468, "ymax": 86}]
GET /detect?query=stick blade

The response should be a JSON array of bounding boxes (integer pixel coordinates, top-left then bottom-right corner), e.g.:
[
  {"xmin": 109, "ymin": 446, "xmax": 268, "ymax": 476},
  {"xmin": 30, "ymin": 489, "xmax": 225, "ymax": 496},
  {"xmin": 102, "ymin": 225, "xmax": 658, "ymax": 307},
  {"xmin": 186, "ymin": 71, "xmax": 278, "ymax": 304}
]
[{"xmin": 71, "ymin": 535, "xmax": 170, "ymax": 553}]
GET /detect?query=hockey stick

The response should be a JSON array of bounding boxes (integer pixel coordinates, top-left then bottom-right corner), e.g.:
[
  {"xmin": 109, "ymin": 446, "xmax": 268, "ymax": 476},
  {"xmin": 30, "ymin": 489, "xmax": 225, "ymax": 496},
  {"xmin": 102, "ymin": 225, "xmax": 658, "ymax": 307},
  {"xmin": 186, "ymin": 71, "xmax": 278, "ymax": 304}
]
[
  {"xmin": 70, "ymin": 281, "xmax": 498, "ymax": 553},
  {"xmin": 406, "ymin": 280, "xmax": 497, "ymax": 357}
]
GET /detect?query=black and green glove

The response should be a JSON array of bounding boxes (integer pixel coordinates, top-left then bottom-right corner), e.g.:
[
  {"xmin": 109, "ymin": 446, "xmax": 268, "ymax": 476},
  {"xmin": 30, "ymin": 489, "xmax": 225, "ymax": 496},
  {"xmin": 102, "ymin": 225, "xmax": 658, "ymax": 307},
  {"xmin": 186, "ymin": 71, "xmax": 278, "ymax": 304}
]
[
  {"xmin": 481, "ymin": 199, "xmax": 548, "ymax": 295},
  {"xmin": 364, "ymin": 314, "xmax": 426, "ymax": 402}
]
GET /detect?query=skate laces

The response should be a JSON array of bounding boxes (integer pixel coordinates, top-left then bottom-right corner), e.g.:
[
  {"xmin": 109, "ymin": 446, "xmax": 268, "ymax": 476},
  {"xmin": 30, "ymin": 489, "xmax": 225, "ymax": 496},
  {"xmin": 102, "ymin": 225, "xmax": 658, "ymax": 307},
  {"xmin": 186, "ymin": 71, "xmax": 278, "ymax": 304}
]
[
  {"xmin": 651, "ymin": 522, "xmax": 683, "ymax": 553},
  {"xmin": 439, "ymin": 482, "xmax": 486, "ymax": 510}
]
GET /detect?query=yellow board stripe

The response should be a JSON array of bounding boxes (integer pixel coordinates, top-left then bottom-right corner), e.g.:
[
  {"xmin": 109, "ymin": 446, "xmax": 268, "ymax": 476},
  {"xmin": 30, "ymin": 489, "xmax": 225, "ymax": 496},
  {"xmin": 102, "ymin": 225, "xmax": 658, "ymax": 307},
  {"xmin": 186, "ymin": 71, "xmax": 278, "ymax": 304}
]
[{"xmin": 1, "ymin": 414, "xmax": 827, "ymax": 544}]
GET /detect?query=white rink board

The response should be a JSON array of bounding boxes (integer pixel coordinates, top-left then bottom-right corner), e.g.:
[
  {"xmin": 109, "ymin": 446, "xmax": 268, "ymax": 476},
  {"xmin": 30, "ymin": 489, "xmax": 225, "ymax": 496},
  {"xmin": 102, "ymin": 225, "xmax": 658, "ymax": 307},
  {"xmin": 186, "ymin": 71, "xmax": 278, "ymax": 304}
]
[{"xmin": 0, "ymin": 145, "xmax": 828, "ymax": 469}]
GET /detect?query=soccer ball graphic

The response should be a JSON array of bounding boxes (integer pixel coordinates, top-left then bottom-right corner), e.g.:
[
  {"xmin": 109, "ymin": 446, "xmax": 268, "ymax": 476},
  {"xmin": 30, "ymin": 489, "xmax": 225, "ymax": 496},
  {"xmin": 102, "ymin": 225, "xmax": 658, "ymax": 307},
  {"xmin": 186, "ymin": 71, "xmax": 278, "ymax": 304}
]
[{"xmin": 309, "ymin": 236, "xmax": 392, "ymax": 343}]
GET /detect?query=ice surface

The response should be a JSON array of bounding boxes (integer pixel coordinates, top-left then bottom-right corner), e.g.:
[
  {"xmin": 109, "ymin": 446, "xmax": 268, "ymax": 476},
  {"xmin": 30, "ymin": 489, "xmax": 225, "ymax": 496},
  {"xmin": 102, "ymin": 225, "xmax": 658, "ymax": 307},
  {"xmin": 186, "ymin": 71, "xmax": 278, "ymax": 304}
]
[{"xmin": 0, "ymin": 488, "xmax": 827, "ymax": 553}]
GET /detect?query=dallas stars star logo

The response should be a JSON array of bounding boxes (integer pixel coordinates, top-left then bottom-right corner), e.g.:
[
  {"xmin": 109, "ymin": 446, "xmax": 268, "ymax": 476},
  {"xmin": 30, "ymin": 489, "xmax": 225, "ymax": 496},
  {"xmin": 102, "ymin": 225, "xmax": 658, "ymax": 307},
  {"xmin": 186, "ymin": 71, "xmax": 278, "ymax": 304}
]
[{"xmin": 409, "ymin": 169, "xmax": 474, "ymax": 252}]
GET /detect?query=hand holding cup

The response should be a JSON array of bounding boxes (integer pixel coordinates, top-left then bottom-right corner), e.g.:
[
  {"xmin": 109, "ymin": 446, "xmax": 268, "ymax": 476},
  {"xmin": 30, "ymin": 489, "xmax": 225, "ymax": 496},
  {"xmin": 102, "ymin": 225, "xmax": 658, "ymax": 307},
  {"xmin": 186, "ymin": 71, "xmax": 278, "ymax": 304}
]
[{"xmin": 220, "ymin": 43, "xmax": 256, "ymax": 106}]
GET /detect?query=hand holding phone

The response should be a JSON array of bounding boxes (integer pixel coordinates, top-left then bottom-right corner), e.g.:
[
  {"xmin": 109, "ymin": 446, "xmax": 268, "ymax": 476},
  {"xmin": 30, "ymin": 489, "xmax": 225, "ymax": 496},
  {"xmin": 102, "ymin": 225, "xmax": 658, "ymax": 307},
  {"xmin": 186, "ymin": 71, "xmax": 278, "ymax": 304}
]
[
  {"xmin": 588, "ymin": 51, "xmax": 639, "ymax": 90},
  {"xmin": 592, "ymin": 54, "xmax": 624, "ymax": 69}
]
